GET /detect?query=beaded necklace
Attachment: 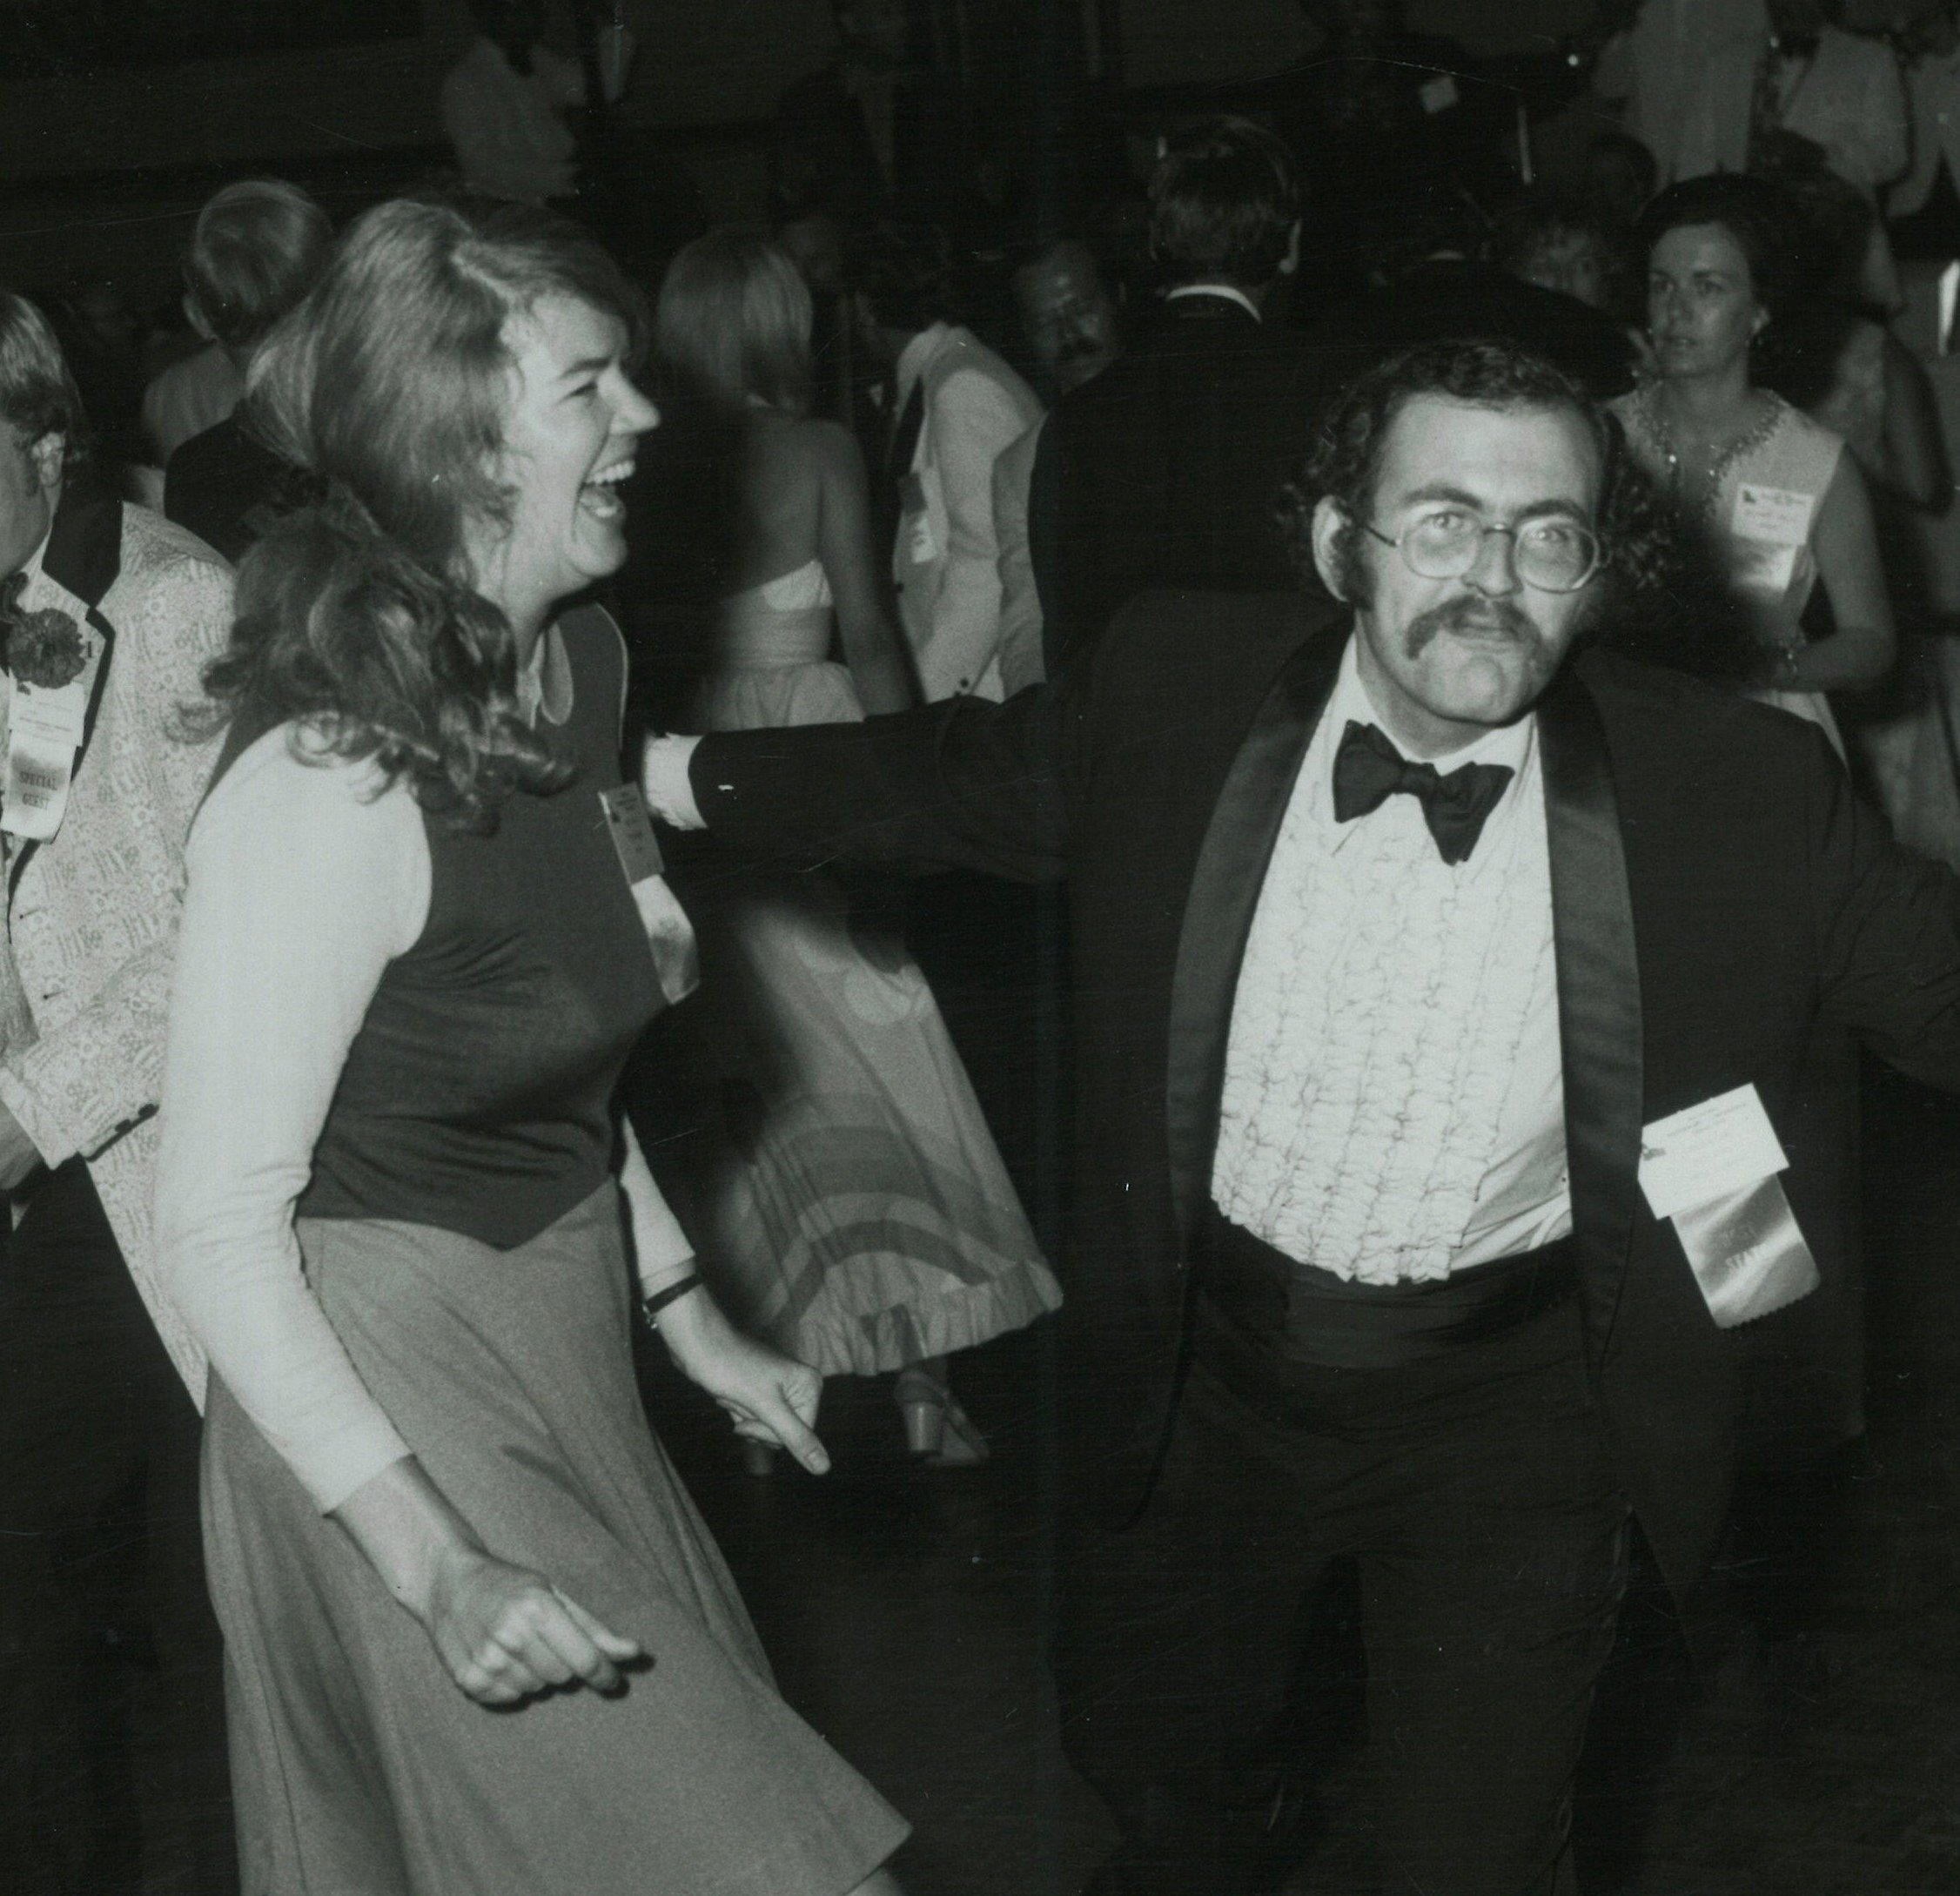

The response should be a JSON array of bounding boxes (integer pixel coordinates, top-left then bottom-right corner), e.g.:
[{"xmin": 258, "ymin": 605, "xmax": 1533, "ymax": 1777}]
[{"xmin": 1633, "ymin": 382, "xmax": 1784, "ymax": 518}]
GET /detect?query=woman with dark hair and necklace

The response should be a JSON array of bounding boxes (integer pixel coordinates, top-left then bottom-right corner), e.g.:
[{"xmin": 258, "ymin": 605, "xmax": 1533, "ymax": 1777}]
[
  {"xmin": 1613, "ymin": 171, "xmax": 1895, "ymax": 751},
  {"xmin": 153, "ymin": 196, "xmax": 908, "ymax": 1896}
]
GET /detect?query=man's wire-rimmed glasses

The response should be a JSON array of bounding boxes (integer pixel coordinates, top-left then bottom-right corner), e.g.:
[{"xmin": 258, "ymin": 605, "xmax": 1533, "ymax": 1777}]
[{"xmin": 1360, "ymin": 508, "xmax": 1603, "ymax": 594}]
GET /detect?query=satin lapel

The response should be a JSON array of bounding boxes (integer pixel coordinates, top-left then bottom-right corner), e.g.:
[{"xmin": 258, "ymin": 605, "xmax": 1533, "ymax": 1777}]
[
  {"xmin": 1539, "ymin": 665, "xmax": 1644, "ymax": 1363},
  {"xmin": 1164, "ymin": 624, "xmax": 1346, "ymax": 1246}
]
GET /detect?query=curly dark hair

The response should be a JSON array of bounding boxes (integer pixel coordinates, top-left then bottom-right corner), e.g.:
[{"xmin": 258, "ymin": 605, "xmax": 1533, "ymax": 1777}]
[
  {"xmin": 1281, "ymin": 338, "xmax": 1758, "ymax": 681},
  {"xmin": 197, "ymin": 195, "xmax": 648, "ymax": 830}
]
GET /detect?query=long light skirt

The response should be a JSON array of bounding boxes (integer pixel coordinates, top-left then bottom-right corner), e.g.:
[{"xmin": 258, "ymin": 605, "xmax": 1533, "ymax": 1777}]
[
  {"xmin": 670, "ymin": 871, "xmax": 1062, "ymax": 1376},
  {"xmin": 202, "ymin": 1186, "xmax": 909, "ymax": 1896}
]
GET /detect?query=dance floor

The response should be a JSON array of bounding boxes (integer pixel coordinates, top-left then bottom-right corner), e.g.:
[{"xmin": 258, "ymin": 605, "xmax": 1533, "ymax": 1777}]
[
  {"xmin": 105, "ymin": 1058, "xmax": 1960, "ymax": 1893},
  {"xmin": 668, "ymin": 1056, "xmax": 1960, "ymax": 1896}
]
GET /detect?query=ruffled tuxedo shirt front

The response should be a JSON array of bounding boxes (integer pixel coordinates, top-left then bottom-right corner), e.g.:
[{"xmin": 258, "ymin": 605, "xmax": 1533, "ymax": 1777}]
[{"xmin": 1210, "ymin": 637, "xmax": 1571, "ymax": 1284}]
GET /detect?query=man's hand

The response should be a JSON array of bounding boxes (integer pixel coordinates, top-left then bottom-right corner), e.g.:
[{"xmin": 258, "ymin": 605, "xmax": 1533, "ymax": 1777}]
[{"xmin": 0, "ymin": 1099, "xmax": 44, "ymax": 1193}]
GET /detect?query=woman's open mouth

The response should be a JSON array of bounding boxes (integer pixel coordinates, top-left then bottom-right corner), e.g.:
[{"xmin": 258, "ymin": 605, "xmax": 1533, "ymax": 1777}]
[{"xmin": 580, "ymin": 461, "xmax": 633, "ymax": 521}]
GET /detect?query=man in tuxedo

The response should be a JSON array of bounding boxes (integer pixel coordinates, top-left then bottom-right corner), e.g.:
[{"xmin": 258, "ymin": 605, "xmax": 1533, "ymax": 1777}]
[
  {"xmin": 1028, "ymin": 117, "xmax": 1359, "ymax": 676},
  {"xmin": 641, "ymin": 338, "xmax": 1960, "ymax": 1894}
]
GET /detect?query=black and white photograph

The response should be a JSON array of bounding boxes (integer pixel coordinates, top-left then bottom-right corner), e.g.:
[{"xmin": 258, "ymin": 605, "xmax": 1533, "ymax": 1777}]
[{"xmin": 1, "ymin": 2, "xmax": 1958, "ymax": 1893}]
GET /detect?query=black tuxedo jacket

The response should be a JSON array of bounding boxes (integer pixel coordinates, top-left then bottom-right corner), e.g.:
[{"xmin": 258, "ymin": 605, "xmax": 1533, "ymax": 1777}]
[
  {"xmin": 1027, "ymin": 298, "xmax": 1364, "ymax": 675},
  {"xmin": 684, "ymin": 591, "xmax": 1960, "ymax": 1596}
]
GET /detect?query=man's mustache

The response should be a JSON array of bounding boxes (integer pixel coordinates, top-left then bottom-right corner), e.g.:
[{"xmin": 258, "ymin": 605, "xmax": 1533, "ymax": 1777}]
[{"xmin": 1405, "ymin": 595, "xmax": 1535, "ymax": 656}]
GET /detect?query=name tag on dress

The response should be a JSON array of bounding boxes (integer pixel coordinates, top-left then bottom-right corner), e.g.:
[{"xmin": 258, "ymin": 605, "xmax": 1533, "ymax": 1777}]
[
  {"xmin": 1732, "ymin": 484, "xmax": 1814, "ymax": 548},
  {"xmin": 600, "ymin": 783, "xmax": 664, "ymax": 884},
  {"xmin": 1729, "ymin": 482, "xmax": 1811, "ymax": 599},
  {"xmin": 601, "ymin": 784, "xmax": 699, "ymax": 1008},
  {"xmin": 1638, "ymin": 1084, "xmax": 1819, "ymax": 1328}
]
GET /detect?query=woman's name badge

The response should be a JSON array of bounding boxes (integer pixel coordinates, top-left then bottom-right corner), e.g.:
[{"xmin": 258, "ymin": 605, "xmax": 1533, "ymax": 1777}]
[
  {"xmin": 1638, "ymin": 1083, "xmax": 1819, "ymax": 1328},
  {"xmin": 601, "ymin": 783, "xmax": 663, "ymax": 884},
  {"xmin": 600, "ymin": 784, "xmax": 699, "ymax": 1007},
  {"xmin": 2, "ymin": 654, "xmax": 99, "ymax": 844},
  {"xmin": 1732, "ymin": 483, "xmax": 1814, "ymax": 548}
]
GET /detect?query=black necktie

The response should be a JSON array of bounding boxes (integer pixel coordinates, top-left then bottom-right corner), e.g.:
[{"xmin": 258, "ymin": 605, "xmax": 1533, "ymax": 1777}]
[{"xmin": 1331, "ymin": 720, "xmax": 1514, "ymax": 866}]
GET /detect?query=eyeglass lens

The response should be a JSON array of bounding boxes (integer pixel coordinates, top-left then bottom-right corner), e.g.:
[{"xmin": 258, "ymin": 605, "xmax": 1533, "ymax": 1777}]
[{"xmin": 1404, "ymin": 515, "xmax": 1599, "ymax": 591}]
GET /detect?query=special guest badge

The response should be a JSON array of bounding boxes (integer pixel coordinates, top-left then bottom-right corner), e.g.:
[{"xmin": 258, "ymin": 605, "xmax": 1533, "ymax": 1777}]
[
  {"xmin": 2, "ymin": 607, "xmax": 101, "ymax": 844},
  {"xmin": 1637, "ymin": 1083, "xmax": 1819, "ymax": 1328}
]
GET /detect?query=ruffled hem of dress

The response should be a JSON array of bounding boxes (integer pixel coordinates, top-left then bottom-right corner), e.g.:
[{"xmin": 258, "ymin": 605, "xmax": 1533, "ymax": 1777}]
[{"xmin": 736, "ymin": 1257, "xmax": 1064, "ymax": 1377}]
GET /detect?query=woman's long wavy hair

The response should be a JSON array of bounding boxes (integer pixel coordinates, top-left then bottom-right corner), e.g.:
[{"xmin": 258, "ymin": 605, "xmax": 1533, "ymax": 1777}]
[{"xmin": 198, "ymin": 194, "xmax": 646, "ymax": 830}]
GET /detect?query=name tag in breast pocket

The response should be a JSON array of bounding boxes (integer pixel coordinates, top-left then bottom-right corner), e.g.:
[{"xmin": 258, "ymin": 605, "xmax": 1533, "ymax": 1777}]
[{"xmin": 1638, "ymin": 1084, "xmax": 1818, "ymax": 1328}]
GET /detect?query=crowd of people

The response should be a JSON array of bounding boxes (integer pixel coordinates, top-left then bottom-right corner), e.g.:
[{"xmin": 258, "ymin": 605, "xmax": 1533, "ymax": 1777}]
[{"xmin": 10, "ymin": 1, "xmax": 1960, "ymax": 1894}]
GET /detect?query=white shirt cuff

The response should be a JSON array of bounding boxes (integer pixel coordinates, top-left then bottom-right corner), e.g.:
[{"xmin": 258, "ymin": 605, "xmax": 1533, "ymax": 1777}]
[{"xmin": 641, "ymin": 734, "xmax": 706, "ymax": 830}]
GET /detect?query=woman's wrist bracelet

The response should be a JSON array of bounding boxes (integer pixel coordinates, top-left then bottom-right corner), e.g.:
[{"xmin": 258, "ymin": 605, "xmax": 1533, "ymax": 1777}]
[{"xmin": 640, "ymin": 1270, "xmax": 702, "ymax": 1323}]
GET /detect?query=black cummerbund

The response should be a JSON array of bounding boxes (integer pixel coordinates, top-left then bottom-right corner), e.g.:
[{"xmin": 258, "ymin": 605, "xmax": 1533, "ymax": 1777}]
[{"xmin": 1192, "ymin": 1204, "xmax": 1578, "ymax": 1372}]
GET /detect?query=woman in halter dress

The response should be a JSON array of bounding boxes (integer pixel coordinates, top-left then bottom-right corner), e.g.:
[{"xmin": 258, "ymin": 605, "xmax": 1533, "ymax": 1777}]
[
  {"xmin": 1613, "ymin": 174, "xmax": 1895, "ymax": 755},
  {"xmin": 648, "ymin": 230, "xmax": 1059, "ymax": 1468}
]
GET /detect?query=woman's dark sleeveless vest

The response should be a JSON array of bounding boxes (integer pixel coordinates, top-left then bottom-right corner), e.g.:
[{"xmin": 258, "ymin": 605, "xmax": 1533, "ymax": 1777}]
[{"xmin": 208, "ymin": 606, "xmax": 663, "ymax": 1248}]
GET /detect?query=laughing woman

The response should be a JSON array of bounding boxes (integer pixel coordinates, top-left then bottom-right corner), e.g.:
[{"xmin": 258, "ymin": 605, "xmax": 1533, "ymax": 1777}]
[{"xmin": 153, "ymin": 198, "xmax": 908, "ymax": 1896}]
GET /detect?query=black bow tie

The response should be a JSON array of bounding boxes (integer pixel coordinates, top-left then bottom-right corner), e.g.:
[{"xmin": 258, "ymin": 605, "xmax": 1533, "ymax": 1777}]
[{"xmin": 1331, "ymin": 720, "xmax": 1514, "ymax": 865}]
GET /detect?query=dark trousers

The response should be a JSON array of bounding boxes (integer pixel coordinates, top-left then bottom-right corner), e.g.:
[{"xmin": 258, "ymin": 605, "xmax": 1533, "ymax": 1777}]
[
  {"xmin": 0, "ymin": 1158, "xmax": 232, "ymax": 1895},
  {"xmin": 1056, "ymin": 1295, "xmax": 1630, "ymax": 1896}
]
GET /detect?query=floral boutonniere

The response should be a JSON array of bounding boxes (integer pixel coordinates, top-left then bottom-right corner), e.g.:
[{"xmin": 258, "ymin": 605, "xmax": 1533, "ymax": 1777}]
[{"xmin": 5, "ymin": 607, "xmax": 90, "ymax": 691}]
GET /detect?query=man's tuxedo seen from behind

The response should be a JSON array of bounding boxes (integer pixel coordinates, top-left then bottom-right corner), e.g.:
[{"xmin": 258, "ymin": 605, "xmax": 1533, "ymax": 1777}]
[{"xmin": 1027, "ymin": 293, "xmax": 1358, "ymax": 675}]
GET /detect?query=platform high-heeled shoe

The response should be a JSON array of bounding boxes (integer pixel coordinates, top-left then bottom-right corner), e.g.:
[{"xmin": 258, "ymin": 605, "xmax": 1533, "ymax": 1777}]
[{"xmin": 894, "ymin": 1365, "xmax": 990, "ymax": 1467}]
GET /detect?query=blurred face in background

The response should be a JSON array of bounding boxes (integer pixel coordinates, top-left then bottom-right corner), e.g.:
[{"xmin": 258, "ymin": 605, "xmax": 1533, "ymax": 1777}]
[
  {"xmin": 1645, "ymin": 222, "xmax": 1765, "ymax": 384},
  {"xmin": 1013, "ymin": 242, "xmax": 1121, "ymax": 397},
  {"xmin": 1514, "ymin": 231, "xmax": 1615, "ymax": 313},
  {"xmin": 779, "ymin": 214, "xmax": 848, "ymax": 298}
]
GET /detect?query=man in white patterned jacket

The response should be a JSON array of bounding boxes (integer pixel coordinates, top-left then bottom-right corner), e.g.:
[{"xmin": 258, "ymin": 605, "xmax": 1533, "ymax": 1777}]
[{"xmin": 0, "ymin": 292, "xmax": 233, "ymax": 1890}]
